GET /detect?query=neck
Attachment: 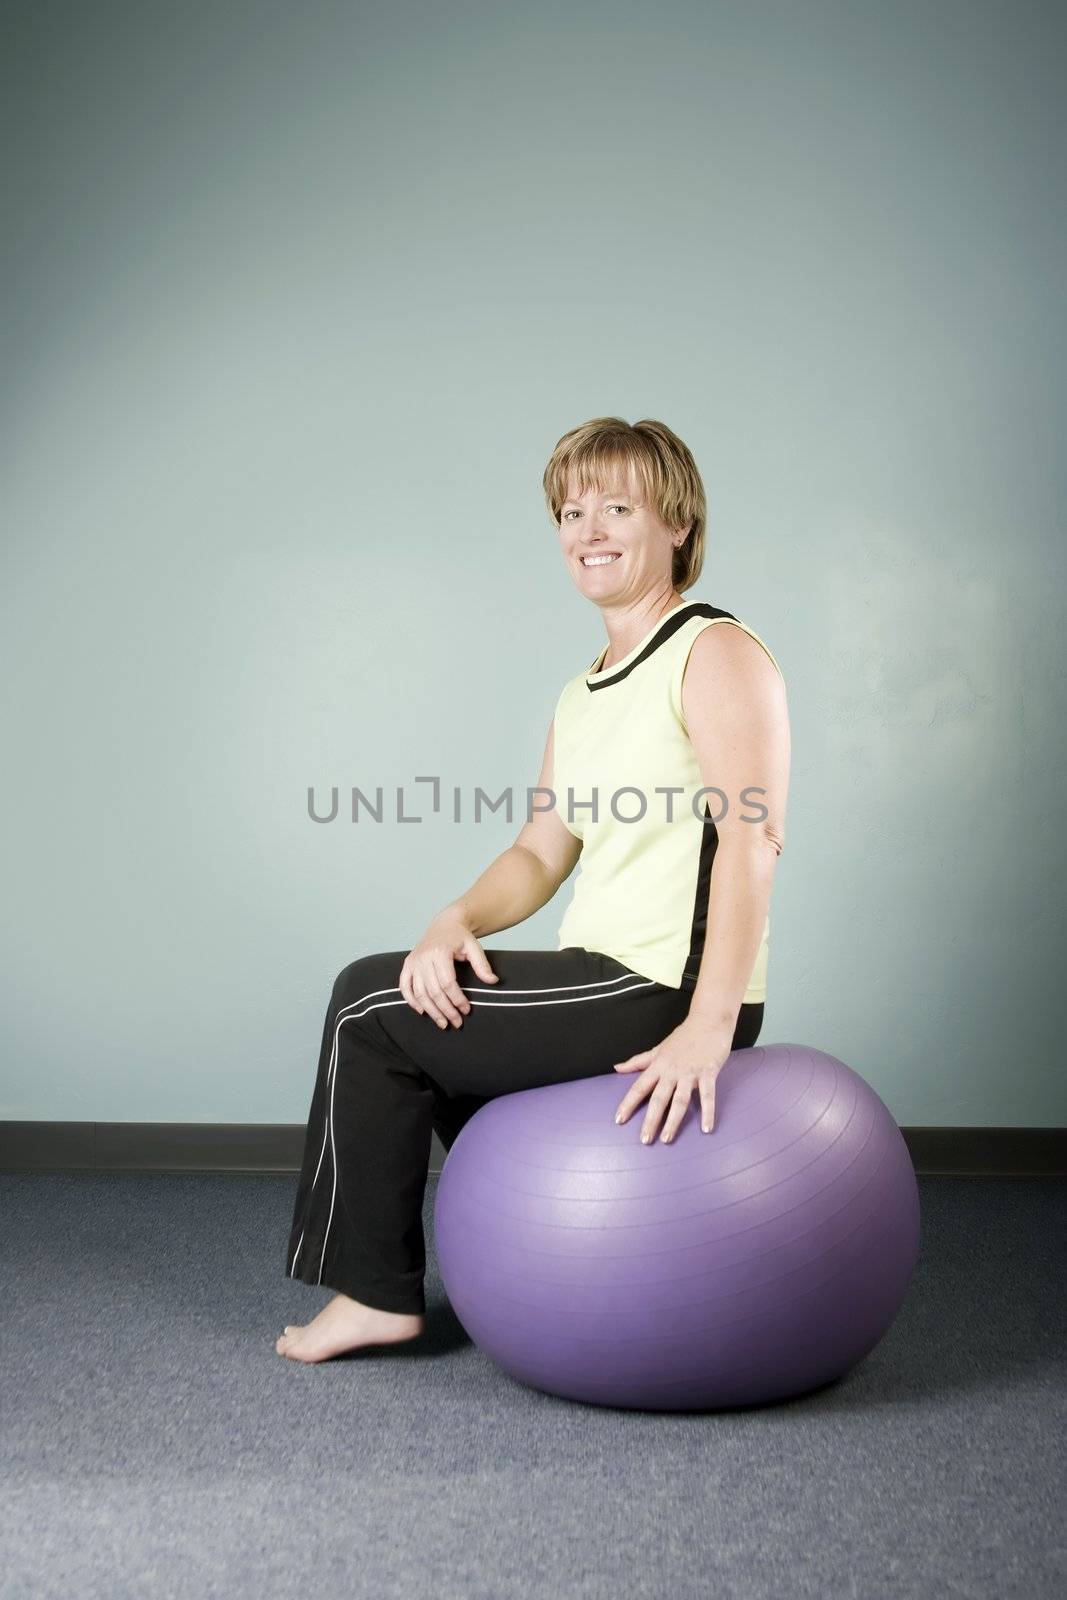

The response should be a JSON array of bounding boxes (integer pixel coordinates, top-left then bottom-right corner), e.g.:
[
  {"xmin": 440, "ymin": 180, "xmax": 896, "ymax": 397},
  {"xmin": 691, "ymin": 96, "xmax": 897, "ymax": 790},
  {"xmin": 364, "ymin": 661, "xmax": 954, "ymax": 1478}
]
[{"xmin": 597, "ymin": 590, "xmax": 688, "ymax": 671}]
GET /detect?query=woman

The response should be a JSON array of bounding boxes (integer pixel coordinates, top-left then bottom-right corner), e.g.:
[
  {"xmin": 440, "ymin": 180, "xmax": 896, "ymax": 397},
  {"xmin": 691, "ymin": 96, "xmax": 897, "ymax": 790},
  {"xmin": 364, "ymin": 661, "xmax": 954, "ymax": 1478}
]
[{"xmin": 277, "ymin": 416, "xmax": 791, "ymax": 1363}]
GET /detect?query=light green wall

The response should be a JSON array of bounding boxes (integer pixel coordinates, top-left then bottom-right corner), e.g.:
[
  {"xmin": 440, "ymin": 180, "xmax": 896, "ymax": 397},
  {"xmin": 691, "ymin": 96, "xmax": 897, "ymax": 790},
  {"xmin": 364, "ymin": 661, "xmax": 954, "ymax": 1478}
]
[{"xmin": 3, "ymin": 0, "xmax": 1064, "ymax": 1126}]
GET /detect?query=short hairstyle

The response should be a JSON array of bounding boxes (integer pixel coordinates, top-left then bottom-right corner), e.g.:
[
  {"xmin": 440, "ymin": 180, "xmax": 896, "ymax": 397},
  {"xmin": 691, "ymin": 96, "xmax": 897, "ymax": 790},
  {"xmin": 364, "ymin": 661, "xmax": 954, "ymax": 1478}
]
[{"xmin": 542, "ymin": 416, "xmax": 707, "ymax": 591}]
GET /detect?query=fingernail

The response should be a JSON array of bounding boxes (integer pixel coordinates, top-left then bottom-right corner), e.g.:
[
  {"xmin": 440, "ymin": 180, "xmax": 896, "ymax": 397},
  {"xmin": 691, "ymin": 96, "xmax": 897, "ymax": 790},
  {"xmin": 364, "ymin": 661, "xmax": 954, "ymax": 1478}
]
[{"xmin": 641, "ymin": 1132, "xmax": 650, "ymax": 1143}]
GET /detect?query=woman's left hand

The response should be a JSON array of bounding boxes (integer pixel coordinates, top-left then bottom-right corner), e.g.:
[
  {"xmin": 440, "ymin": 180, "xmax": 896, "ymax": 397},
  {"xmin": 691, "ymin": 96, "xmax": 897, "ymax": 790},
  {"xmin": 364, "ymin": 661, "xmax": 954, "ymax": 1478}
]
[{"xmin": 613, "ymin": 1017, "xmax": 734, "ymax": 1143}]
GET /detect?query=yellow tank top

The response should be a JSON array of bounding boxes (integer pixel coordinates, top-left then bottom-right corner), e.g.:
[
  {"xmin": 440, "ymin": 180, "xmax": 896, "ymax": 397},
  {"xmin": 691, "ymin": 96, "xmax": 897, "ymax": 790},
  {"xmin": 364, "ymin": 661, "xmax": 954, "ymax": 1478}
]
[{"xmin": 552, "ymin": 598, "xmax": 784, "ymax": 1000}]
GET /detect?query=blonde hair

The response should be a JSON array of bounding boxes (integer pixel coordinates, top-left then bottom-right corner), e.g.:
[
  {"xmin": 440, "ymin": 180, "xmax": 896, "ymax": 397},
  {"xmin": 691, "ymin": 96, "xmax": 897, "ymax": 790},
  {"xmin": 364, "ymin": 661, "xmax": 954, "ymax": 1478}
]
[{"xmin": 542, "ymin": 416, "xmax": 707, "ymax": 591}]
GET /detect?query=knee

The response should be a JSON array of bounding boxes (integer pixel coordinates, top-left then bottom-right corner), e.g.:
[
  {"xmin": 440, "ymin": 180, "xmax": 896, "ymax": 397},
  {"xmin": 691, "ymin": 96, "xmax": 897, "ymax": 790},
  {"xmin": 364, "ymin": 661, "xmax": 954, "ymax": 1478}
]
[
  {"xmin": 332, "ymin": 954, "xmax": 370, "ymax": 997},
  {"xmin": 331, "ymin": 950, "xmax": 406, "ymax": 1007}
]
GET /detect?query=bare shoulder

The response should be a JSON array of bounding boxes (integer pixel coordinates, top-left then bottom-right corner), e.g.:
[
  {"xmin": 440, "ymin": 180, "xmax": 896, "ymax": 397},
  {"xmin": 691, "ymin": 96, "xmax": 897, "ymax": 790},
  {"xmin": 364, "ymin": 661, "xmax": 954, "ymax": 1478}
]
[{"xmin": 685, "ymin": 619, "xmax": 784, "ymax": 692}]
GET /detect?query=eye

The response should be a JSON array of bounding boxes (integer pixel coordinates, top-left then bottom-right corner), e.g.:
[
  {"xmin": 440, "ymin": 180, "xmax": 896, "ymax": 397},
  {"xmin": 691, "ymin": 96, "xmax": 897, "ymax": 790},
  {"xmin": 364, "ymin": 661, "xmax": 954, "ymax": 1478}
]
[{"xmin": 562, "ymin": 505, "xmax": 629, "ymax": 520}]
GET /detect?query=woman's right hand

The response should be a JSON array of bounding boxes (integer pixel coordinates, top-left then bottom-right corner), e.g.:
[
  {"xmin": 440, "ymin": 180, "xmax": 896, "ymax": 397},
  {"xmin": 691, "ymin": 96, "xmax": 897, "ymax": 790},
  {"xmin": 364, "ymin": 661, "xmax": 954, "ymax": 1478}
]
[{"xmin": 399, "ymin": 912, "xmax": 499, "ymax": 1028}]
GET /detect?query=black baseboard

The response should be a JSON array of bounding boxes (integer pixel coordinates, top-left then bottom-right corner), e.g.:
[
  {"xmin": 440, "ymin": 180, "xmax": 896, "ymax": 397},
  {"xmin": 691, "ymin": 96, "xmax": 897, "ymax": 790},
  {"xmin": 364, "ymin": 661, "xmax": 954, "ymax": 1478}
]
[{"xmin": 0, "ymin": 1122, "xmax": 1064, "ymax": 1177}]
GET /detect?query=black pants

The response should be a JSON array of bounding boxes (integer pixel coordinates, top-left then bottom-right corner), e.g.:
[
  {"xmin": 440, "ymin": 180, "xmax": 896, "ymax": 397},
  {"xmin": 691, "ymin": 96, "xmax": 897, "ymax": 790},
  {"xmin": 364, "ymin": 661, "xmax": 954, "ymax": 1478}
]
[{"xmin": 284, "ymin": 945, "xmax": 765, "ymax": 1315}]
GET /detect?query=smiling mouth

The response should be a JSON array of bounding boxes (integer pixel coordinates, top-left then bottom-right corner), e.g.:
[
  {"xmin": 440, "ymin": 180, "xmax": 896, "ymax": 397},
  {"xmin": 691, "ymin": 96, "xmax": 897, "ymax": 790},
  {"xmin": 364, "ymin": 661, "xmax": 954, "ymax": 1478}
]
[{"xmin": 580, "ymin": 553, "xmax": 621, "ymax": 566}]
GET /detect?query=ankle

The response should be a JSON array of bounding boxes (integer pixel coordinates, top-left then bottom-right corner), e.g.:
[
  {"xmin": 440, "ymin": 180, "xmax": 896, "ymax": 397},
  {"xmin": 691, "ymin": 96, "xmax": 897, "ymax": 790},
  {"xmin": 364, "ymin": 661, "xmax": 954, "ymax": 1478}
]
[{"xmin": 338, "ymin": 1293, "xmax": 423, "ymax": 1321}]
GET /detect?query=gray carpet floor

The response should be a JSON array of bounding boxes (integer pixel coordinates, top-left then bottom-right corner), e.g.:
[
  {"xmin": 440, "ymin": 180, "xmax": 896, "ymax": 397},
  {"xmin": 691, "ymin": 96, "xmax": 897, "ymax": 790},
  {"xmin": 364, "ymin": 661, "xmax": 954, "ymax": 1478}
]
[{"xmin": 1, "ymin": 1172, "xmax": 1063, "ymax": 1599}]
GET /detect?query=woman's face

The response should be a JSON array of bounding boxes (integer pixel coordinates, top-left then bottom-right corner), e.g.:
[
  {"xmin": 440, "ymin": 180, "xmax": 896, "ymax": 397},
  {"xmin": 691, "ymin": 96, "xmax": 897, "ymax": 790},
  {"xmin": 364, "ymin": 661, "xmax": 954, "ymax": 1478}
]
[{"xmin": 558, "ymin": 474, "xmax": 680, "ymax": 602}]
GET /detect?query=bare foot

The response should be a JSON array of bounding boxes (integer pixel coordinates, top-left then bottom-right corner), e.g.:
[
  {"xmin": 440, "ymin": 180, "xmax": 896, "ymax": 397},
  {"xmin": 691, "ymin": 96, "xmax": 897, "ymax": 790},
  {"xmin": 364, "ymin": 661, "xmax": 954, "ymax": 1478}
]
[{"xmin": 276, "ymin": 1292, "xmax": 425, "ymax": 1363}]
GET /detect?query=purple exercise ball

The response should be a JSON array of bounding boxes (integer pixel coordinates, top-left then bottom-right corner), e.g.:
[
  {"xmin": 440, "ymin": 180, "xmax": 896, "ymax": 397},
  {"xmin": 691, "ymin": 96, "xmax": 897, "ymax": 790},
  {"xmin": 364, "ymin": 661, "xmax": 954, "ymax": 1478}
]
[{"xmin": 434, "ymin": 1042, "xmax": 920, "ymax": 1411}]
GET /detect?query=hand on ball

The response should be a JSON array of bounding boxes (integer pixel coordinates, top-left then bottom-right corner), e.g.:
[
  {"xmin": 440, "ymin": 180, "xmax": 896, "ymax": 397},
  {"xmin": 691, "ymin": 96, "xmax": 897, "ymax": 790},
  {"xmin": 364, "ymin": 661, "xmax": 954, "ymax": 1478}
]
[{"xmin": 612, "ymin": 1017, "xmax": 734, "ymax": 1143}]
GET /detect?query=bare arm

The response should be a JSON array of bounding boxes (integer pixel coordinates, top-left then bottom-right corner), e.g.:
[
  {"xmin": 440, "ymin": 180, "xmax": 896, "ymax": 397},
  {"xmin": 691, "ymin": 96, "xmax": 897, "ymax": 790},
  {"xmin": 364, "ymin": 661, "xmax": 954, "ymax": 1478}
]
[
  {"xmin": 612, "ymin": 623, "xmax": 791, "ymax": 1145},
  {"xmin": 400, "ymin": 717, "xmax": 582, "ymax": 1027},
  {"xmin": 440, "ymin": 717, "xmax": 582, "ymax": 936},
  {"xmin": 681, "ymin": 624, "xmax": 791, "ymax": 1033}
]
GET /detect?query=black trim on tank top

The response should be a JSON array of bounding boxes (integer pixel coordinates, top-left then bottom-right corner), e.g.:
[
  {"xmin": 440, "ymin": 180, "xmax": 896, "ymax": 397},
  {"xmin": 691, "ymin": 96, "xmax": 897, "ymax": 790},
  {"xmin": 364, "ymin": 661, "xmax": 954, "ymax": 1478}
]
[
  {"xmin": 586, "ymin": 602, "xmax": 738, "ymax": 691},
  {"xmin": 679, "ymin": 795, "xmax": 720, "ymax": 990}
]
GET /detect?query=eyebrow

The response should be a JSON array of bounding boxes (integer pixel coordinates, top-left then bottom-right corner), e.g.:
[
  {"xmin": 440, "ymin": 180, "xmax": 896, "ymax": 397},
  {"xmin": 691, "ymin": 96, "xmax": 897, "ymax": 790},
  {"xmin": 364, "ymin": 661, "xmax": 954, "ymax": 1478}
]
[{"xmin": 562, "ymin": 490, "xmax": 632, "ymax": 508}]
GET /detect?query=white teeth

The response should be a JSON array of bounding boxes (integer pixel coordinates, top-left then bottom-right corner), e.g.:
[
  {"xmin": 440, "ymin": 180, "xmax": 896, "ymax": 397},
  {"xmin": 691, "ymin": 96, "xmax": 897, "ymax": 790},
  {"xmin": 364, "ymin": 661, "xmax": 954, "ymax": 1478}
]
[{"xmin": 582, "ymin": 553, "xmax": 620, "ymax": 566}]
